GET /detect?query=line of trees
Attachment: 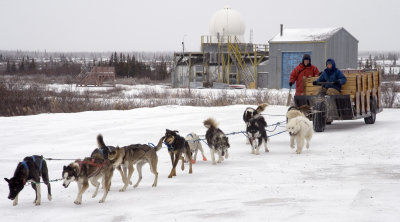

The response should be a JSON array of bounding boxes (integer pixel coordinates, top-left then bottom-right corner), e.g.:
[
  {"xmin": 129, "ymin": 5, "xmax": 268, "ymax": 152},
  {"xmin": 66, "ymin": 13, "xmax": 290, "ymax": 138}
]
[
  {"xmin": 101, "ymin": 52, "xmax": 169, "ymax": 80},
  {"xmin": 1, "ymin": 52, "xmax": 171, "ymax": 80}
]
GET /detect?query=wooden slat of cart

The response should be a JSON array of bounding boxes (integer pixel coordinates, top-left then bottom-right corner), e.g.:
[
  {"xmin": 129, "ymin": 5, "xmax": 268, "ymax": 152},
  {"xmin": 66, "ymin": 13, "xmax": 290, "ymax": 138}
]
[{"xmin": 355, "ymin": 75, "xmax": 360, "ymax": 116}]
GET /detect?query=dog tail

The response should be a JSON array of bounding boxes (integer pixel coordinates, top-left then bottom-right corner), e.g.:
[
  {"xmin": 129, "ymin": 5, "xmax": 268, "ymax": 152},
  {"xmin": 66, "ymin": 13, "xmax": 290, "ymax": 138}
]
[
  {"xmin": 97, "ymin": 134, "xmax": 106, "ymax": 148},
  {"xmin": 256, "ymin": 103, "xmax": 269, "ymax": 114},
  {"xmin": 155, "ymin": 136, "xmax": 165, "ymax": 152},
  {"xmin": 203, "ymin": 118, "xmax": 218, "ymax": 129}
]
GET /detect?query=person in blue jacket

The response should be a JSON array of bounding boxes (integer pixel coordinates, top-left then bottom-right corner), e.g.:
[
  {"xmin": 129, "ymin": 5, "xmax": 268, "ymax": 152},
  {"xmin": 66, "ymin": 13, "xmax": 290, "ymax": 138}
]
[{"xmin": 313, "ymin": 59, "xmax": 347, "ymax": 95}]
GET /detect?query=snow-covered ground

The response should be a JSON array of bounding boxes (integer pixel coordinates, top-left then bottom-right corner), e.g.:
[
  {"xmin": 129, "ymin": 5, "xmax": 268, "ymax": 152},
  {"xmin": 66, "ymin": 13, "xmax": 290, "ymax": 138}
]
[{"xmin": 1, "ymin": 105, "xmax": 400, "ymax": 222}]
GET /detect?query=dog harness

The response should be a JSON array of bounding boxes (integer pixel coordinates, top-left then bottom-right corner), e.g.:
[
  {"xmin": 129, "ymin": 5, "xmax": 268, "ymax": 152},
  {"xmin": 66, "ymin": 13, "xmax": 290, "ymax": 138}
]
[
  {"xmin": 98, "ymin": 148, "xmax": 104, "ymax": 157},
  {"xmin": 78, "ymin": 158, "xmax": 106, "ymax": 169},
  {"xmin": 77, "ymin": 158, "xmax": 107, "ymax": 178},
  {"xmin": 31, "ymin": 156, "xmax": 43, "ymax": 171},
  {"xmin": 21, "ymin": 161, "xmax": 29, "ymax": 170},
  {"xmin": 163, "ymin": 142, "xmax": 173, "ymax": 151}
]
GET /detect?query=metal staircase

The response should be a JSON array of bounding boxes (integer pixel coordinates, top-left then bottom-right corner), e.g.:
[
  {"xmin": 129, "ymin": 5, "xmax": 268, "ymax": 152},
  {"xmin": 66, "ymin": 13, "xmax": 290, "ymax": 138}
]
[{"xmin": 227, "ymin": 37, "xmax": 255, "ymax": 88}]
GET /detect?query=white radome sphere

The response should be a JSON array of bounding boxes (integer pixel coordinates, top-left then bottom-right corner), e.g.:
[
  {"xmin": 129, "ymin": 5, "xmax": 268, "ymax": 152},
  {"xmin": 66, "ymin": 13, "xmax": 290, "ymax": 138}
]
[{"xmin": 209, "ymin": 6, "xmax": 246, "ymax": 42}]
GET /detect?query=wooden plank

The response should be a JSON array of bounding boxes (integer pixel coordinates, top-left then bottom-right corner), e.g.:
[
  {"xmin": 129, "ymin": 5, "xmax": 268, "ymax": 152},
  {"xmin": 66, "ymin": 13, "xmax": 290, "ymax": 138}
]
[
  {"xmin": 361, "ymin": 92, "xmax": 365, "ymax": 115},
  {"xmin": 366, "ymin": 90, "xmax": 371, "ymax": 112},
  {"xmin": 356, "ymin": 92, "xmax": 360, "ymax": 116}
]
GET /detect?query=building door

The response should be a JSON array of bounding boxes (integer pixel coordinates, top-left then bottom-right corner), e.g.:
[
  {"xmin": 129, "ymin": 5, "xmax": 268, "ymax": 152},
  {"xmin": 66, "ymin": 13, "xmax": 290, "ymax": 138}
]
[{"xmin": 281, "ymin": 52, "xmax": 311, "ymax": 88}]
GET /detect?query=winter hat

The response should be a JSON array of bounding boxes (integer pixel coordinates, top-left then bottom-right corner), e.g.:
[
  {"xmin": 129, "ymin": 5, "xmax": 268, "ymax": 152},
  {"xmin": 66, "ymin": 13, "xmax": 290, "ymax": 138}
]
[{"xmin": 302, "ymin": 54, "xmax": 311, "ymax": 66}]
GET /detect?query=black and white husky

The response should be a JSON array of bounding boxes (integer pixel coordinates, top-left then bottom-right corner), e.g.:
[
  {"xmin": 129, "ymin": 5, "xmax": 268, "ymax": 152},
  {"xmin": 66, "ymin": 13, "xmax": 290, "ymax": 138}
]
[
  {"xmin": 4, "ymin": 155, "xmax": 52, "ymax": 206},
  {"xmin": 204, "ymin": 118, "xmax": 230, "ymax": 165},
  {"xmin": 243, "ymin": 103, "xmax": 269, "ymax": 144},
  {"xmin": 246, "ymin": 116, "xmax": 269, "ymax": 154}
]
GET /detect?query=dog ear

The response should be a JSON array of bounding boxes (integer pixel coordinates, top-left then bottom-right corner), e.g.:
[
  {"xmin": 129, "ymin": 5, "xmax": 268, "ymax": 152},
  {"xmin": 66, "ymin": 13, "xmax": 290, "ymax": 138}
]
[
  {"xmin": 4, "ymin": 178, "xmax": 10, "ymax": 183},
  {"xmin": 63, "ymin": 165, "xmax": 67, "ymax": 171},
  {"xmin": 173, "ymin": 130, "xmax": 179, "ymax": 133}
]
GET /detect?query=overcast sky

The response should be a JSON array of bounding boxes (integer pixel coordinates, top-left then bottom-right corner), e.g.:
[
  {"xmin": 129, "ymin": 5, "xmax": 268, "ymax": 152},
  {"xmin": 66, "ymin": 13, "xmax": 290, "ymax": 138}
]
[{"xmin": 0, "ymin": 0, "xmax": 399, "ymax": 52}]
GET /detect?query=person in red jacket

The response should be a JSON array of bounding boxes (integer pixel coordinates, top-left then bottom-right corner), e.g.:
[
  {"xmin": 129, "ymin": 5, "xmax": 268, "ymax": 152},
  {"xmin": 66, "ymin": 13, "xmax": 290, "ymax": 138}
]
[{"xmin": 289, "ymin": 54, "xmax": 320, "ymax": 96}]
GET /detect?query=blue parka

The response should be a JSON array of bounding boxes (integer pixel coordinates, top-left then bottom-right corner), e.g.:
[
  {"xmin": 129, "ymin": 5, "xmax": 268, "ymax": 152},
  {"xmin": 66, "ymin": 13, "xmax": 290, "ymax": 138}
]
[{"xmin": 316, "ymin": 59, "xmax": 347, "ymax": 92}]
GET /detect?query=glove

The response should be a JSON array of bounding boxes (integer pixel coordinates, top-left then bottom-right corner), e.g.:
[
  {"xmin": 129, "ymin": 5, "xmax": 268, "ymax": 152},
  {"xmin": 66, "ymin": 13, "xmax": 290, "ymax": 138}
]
[
  {"xmin": 334, "ymin": 80, "xmax": 340, "ymax": 85},
  {"xmin": 312, "ymin": 81, "xmax": 318, "ymax": 86},
  {"xmin": 289, "ymin": 82, "xmax": 293, "ymax": 87}
]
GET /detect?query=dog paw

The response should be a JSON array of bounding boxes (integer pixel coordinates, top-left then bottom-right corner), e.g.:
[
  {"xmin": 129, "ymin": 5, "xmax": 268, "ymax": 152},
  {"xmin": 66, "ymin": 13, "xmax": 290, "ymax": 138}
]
[
  {"xmin": 212, "ymin": 161, "xmax": 216, "ymax": 165},
  {"xmin": 13, "ymin": 202, "xmax": 18, "ymax": 206},
  {"xmin": 99, "ymin": 199, "xmax": 105, "ymax": 203},
  {"xmin": 92, "ymin": 194, "xmax": 97, "ymax": 198},
  {"xmin": 35, "ymin": 201, "xmax": 41, "ymax": 206},
  {"xmin": 74, "ymin": 200, "xmax": 81, "ymax": 205},
  {"xmin": 296, "ymin": 150, "xmax": 302, "ymax": 154},
  {"xmin": 255, "ymin": 151, "xmax": 260, "ymax": 155},
  {"xmin": 48, "ymin": 195, "xmax": 52, "ymax": 201},
  {"xmin": 203, "ymin": 157, "xmax": 207, "ymax": 161},
  {"xmin": 152, "ymin": 184, "xmax": 157, "ymax": 187},
  {"xmin": 265, "ymin": 148, "xmax": 269, "ymax": 152},
  {"xmin": 119, "ymin": 188, "xmax": 126, "ymax": 192},
  {"xmin": 191, "ymin": 159, "xmax": 196, "ymax": 164},
  {"xmin": 251, "ymin": 149, "xmax": 255, "ymax": 154},
  {"xmin": 168, "ymin": 175, "xmax": 173, "ymax": 178},
  {"xmin": 290, "ymin": 144, "xmax": 295, "ymax": 149},
  {"xmin": 133, "ymin": 184, "xmax": 139, "ymax": 188},
  {"xmin": 129, "ymin": 181, "xmax": 132, "ymax": 185}
]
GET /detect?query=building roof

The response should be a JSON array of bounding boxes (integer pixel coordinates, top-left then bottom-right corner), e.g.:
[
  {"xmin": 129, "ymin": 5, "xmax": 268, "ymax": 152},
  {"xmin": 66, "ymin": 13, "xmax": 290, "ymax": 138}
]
[{"xmin": 269, "ymin": 27, "xmax": 344, "ymax": 43}]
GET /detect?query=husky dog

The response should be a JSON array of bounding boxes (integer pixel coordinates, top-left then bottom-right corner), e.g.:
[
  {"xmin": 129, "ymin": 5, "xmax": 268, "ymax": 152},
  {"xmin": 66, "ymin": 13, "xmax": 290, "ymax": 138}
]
[
  {"xmin": 286, "ymin": 105, "xmax": 312, "ymax": 122},
  {"xmin": 164, "ymin": 129, "xmax": 193, "ymax": 178},
  {"xmin": 185, "ymin": 133, "xmax": 207, "ymax": 164},
  {"xmin": 204, "ymin": 118, "xmax": 230, "ymax": 165},
  {"xmin": 246, "ymin": 116, "xmax": 269, "ymax": 154},
  {"xmin": 243, "ymin": 103, "xmax": 269, "ymax": 144},
  {"xmin": 93, "ymin": 134, "xmax": 126, "ymax": 185},
  {"xmin": 91, "ymin": 134, "xmax": 116, "ymax": 160},
  {"xmin": 62, "ymin": 157, "xmax": 114, "ymax": 204},
  {"xmin": 108, "ymin": 136, "xmax": 165, "ymax": 192},
  {"xmin": 5, "ymin": 155, "xmax": 52, "ymax": 206},
  {"xmin": 286, "ymin": 116, "xmax": 313, "ymax": 154}
]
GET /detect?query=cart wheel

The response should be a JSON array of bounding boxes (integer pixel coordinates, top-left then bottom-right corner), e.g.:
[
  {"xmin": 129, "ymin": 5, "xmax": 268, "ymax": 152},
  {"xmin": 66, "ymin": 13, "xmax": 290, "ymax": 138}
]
[
  {"xmin": 364, "ymin": 96, "xmax": 377, "ymax": 124},
  {"xmin": 313, "ymin": 101, "xmax": 327, "ymax": 132}
]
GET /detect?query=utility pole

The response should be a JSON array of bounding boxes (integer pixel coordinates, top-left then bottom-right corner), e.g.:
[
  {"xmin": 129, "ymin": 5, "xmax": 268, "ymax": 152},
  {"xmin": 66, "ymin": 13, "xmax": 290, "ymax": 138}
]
[{"xmin": 182, "ymin": 34, "xmax": 190, "ymax": 94}]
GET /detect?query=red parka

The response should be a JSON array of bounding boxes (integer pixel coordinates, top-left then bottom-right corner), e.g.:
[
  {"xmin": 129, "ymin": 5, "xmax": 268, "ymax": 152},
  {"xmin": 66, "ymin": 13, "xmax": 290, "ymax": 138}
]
[{"xmin": 289, "ymin": 63, "xmax": 320, "ymax": 95}]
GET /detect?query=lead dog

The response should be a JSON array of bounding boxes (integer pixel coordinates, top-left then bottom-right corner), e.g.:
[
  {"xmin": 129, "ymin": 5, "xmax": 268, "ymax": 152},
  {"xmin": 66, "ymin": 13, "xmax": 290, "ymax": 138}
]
[
  {"xmin": 204, "ymin": 118, "xmax": 230, "ymax": 165},
  {"xmin": 108, "ymin": 136, "xmax": 165, "ymax": 191},
  {"xmin": 164, "ymin": 129, "xmax": 193, "ymax": 178},
  {"xmin": 185, "ymin": 133, "xmax": 207, "ymax": 164},
  {"xmin": 62, "ymin": 157, "xmax": 114, "ymax": 204},
  {"xmin": 286, "ymin": 116, "xmax": 313, "ymax": 154},
  {"xmin": 246, "ymin": 116, "xmax": 269, "ymax": 154},
  {"xmin": 5, "ymin": 155, "xmax": 52, "ymax": 206}
]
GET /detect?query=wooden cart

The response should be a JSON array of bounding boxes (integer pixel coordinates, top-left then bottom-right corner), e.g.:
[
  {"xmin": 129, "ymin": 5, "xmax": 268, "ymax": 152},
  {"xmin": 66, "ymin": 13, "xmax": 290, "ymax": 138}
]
[{"xmin": 293, "ymin": 69, "xmax": 383, "ymax": 132}]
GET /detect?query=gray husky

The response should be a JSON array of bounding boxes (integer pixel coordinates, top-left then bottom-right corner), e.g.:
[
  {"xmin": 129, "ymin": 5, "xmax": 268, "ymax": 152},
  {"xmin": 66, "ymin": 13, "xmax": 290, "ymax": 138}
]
[{"xmin": 204, "ymin": 118, "xmax": 230, "ymax": 165}]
